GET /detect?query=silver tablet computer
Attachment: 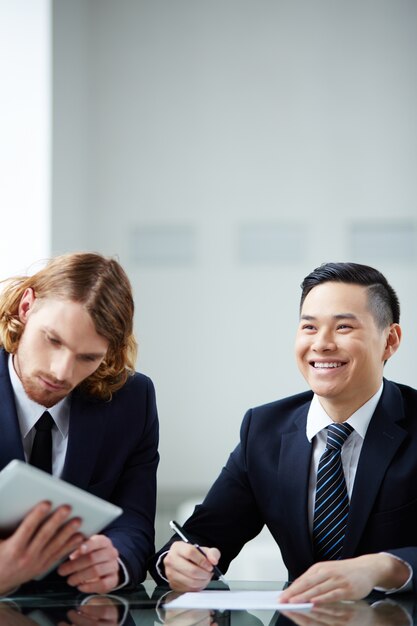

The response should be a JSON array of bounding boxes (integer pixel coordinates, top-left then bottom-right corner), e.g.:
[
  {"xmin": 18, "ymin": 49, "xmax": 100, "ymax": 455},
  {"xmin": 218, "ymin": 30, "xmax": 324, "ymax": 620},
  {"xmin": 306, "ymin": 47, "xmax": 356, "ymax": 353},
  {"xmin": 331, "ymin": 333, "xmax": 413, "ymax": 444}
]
[{"xmin": 0, "ymin": 459, "xmax": 122, "ymax": 537}]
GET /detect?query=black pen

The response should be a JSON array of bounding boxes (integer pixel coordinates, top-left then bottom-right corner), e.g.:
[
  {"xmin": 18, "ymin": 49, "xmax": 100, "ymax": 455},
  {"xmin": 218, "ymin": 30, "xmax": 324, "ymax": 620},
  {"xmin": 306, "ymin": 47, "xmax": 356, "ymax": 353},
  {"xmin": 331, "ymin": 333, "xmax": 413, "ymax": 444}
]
[{"xmin": 169, "ymin": 519, "xmax": 228, "ymax": 584}]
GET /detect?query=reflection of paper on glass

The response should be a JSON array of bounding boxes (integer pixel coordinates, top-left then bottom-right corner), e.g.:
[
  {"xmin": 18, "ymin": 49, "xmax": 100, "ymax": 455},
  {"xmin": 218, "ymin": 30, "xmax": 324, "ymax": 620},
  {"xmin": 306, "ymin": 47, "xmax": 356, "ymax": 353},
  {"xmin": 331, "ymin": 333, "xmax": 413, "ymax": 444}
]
[{"xmin": 164, "ymin": 590, "xmax": 312, "ymax": 610}]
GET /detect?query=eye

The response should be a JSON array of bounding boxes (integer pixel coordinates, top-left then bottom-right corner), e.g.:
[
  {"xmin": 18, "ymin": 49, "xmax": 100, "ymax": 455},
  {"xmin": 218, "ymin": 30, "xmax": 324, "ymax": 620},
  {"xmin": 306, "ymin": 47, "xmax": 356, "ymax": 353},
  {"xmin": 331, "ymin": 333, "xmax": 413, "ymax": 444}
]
[
  {"xmin": 46, "ymin": 334, "xmax": 61, "ymax": 346},
  {"xmin": 336, "ymin": 324, "xmax": 352, "ymax": 331},
  {"xmin": 301, "ymin": 324, "xmax": 316, "ymax": 331},
  {"xmin": 79, "ymin": 354, "xmax": 100, "ymax": 363}
]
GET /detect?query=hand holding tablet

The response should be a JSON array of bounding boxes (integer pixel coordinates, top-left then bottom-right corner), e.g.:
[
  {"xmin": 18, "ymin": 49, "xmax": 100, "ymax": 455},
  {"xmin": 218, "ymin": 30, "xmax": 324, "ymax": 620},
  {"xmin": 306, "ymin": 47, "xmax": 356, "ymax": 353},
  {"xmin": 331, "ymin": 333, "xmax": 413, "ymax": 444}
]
[{"xmin": 0, "ymin": 460, "xmax": 123, "ymax": 582}]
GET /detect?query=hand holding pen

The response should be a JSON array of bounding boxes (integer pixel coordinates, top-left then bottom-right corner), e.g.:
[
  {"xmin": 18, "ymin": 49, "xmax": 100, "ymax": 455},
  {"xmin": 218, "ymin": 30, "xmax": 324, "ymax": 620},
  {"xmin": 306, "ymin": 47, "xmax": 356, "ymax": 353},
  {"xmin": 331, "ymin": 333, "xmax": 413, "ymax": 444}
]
[{"xmin": 169, "ymin": 520, "xmax": 228, "ymax": 585}]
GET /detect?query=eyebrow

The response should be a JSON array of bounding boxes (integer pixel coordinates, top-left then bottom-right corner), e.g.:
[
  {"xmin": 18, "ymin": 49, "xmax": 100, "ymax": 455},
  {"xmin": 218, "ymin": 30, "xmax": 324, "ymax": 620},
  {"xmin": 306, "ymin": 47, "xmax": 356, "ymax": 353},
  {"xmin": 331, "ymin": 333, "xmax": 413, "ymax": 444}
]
[{"xmin": 300, "ymin": 313, "xmax": 359, "ymax": 321}]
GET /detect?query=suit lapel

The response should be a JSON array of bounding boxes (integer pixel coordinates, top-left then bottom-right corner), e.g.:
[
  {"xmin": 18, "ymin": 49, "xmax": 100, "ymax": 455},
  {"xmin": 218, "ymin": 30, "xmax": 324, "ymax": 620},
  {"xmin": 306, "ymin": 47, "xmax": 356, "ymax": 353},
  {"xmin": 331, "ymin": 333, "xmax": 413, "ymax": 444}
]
[
  {"xmin": 276, "ymin": 403, "xmax": 314, "ymax": 567},
  {"xmin": 61, "ymin": 392, "xmax": 106, "ymax": 489},
  {"xmin": 0, "ymin": 350, "xmax": 26, "ymax": 467},
  {"xmin": 342, "ymin": 380, "xmax": 407, "ymax": 557}
]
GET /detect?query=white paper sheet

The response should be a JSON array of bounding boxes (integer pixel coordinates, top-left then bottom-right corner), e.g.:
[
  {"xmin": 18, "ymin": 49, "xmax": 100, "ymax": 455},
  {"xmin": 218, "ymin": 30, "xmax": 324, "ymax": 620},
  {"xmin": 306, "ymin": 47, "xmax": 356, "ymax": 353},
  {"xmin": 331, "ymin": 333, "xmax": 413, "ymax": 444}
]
[{"xmin": 164, "ymin": 590, "xmax": 312, "ymax": 611}]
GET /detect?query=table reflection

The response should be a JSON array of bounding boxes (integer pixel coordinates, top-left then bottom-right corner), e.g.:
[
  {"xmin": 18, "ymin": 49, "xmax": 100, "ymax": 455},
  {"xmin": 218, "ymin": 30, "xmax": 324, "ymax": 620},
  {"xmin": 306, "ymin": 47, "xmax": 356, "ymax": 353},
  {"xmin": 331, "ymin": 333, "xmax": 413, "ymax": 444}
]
[
  {"xmin": 2, "ymin": 582, "xmax": 155, "ymax": 626},
  {"xmin": 161, "ymin": 598, "xmax": 416, "ymax": 626},
  {"xmin": 0, "ymin": 581, "xmax": 416, "ymax": 626},
  {"xmin": 0, "ymin": 594, "xmax": 131, "ymax": 626},
  {"xmin": 272, "ymin": 598, "xmax": 414, "ymax": 626}
]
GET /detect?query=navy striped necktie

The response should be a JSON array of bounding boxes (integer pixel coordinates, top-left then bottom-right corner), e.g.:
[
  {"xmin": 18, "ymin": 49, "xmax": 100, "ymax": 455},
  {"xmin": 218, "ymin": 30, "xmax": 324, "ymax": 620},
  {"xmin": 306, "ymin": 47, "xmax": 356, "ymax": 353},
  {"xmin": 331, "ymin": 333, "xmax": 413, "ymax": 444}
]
[{"xmin": 312, "ymin": 422, "xmax": 354, "ymax": 561}]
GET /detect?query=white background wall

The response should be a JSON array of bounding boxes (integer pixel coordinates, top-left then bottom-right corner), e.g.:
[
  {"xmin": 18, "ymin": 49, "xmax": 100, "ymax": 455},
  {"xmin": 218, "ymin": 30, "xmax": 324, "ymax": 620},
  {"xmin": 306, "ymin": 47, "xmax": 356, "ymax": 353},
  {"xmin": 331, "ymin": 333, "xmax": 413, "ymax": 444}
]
[
  {"xmin": 0, "ymin": 0, "xmax": 51, "ymax": 276},
  {"xmin": 51, "ymin": 1, "xmax": 417, "ymax": 539}
]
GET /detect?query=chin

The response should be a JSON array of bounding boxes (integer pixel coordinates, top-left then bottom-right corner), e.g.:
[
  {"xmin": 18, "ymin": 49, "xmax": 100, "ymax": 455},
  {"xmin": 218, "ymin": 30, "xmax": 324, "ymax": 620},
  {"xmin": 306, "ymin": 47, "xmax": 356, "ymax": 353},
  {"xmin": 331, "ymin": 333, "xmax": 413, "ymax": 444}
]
[
  {"xmin": 22, "ymin": 382, "xmax": 63, "ymax": 408},
  {"xmin": 311, "ymin": 384, "xmax": 342, "ymax": 398}
]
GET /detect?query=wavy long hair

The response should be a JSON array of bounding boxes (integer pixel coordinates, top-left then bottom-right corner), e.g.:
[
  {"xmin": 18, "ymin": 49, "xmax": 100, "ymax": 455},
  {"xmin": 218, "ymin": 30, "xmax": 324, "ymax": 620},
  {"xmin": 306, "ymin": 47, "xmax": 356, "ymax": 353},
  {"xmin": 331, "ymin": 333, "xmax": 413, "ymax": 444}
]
[{"xmin": 0, "ymin": 252, "xmax": 137, "ymax": 400}]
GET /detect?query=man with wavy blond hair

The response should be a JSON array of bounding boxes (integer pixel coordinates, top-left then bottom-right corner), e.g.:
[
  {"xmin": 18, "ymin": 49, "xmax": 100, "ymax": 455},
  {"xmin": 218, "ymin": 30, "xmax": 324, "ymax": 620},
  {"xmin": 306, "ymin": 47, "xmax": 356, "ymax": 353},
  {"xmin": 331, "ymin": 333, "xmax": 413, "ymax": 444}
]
[{"xmin": 0, "ymin": 252, "xmax": 159, "ymax": 595}]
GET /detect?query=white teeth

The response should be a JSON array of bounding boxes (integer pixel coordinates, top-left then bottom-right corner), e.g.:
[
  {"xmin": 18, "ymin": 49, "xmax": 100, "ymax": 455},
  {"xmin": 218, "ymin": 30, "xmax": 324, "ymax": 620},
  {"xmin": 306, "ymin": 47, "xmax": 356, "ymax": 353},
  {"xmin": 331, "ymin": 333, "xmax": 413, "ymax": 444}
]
[{"xmin": 314, "ymin": 362, "xmax": 343, "ymax": 369}]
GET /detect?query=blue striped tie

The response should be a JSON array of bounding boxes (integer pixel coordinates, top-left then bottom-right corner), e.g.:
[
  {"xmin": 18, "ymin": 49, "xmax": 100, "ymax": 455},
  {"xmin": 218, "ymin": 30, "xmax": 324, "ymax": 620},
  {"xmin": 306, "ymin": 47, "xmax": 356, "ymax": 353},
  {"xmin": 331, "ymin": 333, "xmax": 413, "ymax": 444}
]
[{"xmin": 312, "ymin": 422, "xmax": 354, "ymax": 561}]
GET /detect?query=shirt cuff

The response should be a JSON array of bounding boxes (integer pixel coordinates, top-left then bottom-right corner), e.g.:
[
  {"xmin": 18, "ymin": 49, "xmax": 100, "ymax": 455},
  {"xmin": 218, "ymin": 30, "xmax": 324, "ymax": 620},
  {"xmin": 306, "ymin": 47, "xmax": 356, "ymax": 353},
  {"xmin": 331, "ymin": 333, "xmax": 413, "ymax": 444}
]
[
  {"xmin": 108, "ymin": 557, "xmax": 130, "ymax": 591},
  {"xmin": 155, "ymin": 551, "xmax": 170, "ymax": 583},
  {"xmin": 0, "ymin": 588, "xmax": 19, "ymax": 598},
  {"xmin": 373, "ymin": 553, "xmax": 413, "ymax": 593}
]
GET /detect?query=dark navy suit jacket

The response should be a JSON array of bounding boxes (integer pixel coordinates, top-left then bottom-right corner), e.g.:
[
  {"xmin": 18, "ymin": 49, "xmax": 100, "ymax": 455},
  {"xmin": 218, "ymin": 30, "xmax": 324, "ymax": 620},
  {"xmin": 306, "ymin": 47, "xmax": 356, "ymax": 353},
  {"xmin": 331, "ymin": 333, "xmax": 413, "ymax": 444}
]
[
  {"xmin": 150, "ymin": 379, "xmax": 417, "ymax": 591},
  {"xmin": 0, "ymin": 349, "xmax": 159, "ymax": 586}
]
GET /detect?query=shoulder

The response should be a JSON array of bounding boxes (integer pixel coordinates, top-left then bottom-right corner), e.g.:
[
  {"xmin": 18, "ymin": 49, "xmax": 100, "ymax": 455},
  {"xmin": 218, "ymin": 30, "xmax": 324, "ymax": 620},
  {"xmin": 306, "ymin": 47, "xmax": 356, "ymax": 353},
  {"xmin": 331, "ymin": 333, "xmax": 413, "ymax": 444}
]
[
  {"xmin": 239, "ymin": 389, "xmax": 313, "ymax": 439},
  {"xmin": 383, "ymin": 378, "xmax": 417, "ymax": 409},
  {"xmin": 75, "ymin": 370, "xmax": 157, "ymax": 409},
  {"xmin": 119, "ymin": 371, "xmax": 155, "ymax": 392},
  {"xmin": 109, "ymin": 371, "xmax": 157, "ymax": 409}
]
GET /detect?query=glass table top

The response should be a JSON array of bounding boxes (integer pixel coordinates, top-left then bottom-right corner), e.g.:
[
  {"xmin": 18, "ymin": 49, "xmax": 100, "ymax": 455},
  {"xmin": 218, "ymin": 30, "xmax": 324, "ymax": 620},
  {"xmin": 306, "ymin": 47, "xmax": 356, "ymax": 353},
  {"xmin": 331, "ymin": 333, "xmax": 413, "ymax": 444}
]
[{"xmin": 1, "ymin": 578, "xmax": 415, "ymax": 625}]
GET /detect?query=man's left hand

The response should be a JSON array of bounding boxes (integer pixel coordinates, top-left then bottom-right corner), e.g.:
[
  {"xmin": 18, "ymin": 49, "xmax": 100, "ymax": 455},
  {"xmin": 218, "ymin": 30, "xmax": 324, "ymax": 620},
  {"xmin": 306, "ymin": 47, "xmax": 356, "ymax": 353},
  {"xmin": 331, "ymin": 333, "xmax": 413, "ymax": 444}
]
[
  {"xmin": 279, "ymin": 554, "xmax": 410, "ymax": 604},
  {"xmin": 58, "ymin": 534, "xmax": 120, "ymax": 593}
]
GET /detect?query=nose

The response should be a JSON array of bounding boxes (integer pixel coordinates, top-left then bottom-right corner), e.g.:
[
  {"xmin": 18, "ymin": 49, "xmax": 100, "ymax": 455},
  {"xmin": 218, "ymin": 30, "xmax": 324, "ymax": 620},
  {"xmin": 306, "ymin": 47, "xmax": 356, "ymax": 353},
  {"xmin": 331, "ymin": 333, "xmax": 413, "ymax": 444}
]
[
  {"xmin": 312, "ymin": 329, "xmax": 337, "ymax": 352},
  {"xmin": 50, "ymin": 350, "xmax": 74, "ymax": 382}
]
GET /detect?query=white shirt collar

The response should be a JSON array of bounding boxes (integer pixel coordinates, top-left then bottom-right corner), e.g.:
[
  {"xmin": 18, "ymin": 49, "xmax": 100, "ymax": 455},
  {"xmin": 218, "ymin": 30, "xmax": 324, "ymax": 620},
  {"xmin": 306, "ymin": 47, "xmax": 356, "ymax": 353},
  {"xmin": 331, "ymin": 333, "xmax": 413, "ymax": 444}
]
[
  {"xmin": 8, "ymin": 354, "xmax": 70, "ymax": 438},
  {"xmin": 306, "ymin": 382, "xmax": 384, "ymax": 442}
]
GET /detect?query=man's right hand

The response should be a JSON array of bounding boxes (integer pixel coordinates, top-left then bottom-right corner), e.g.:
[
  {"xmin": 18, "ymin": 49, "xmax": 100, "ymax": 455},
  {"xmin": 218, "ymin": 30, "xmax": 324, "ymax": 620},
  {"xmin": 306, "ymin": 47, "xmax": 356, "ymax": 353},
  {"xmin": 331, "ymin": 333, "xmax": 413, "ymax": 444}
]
[
  {"xmin": 164, "ymin": 541, "xmax": 221, "ymax": 592},
  {"xmin": 0, "ymin": 501, "xmax": 83, "ymax": 595}
]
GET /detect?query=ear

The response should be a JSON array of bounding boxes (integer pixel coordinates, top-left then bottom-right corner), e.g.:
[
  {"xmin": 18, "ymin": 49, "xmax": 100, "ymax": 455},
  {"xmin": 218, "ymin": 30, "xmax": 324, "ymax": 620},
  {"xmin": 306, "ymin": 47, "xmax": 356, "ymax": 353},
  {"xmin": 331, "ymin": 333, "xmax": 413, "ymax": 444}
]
[
  {"xmin": 383, "ymin": 323, "xmax": 402, "ymax": 361},
  {"xmin": 18, "ymin": 288, "xmax": 36, "ymax": 323}
]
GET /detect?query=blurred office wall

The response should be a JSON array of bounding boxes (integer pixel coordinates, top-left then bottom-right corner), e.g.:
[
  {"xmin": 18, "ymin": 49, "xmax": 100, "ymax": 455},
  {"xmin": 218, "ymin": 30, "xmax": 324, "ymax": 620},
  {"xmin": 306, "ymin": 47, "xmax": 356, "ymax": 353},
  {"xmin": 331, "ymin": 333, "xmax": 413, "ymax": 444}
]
[{"xmin": 52, "ymin": 0, "xmax": 417, "ymax": 542}]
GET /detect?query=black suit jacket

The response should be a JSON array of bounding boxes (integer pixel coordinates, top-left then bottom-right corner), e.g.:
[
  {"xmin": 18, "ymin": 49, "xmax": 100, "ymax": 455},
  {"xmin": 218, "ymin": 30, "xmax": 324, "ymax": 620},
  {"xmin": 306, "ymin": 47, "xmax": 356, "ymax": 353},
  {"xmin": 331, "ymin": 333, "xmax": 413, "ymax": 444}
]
[
  {"xmin": 149, "ymin": 379, "xmax": 417, "ymax": 590},
  {"xmin": 0, "ymin": 349, "xmax": 159, "ymax": 586}
]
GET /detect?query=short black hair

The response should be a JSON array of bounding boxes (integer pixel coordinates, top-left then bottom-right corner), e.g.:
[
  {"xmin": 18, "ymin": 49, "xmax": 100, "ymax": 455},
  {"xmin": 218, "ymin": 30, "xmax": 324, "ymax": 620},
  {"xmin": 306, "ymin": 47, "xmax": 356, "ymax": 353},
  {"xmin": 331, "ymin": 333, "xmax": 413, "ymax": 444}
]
[{"xmin": 300, "ymin": 262, "xmax": 400, "ymax": 329}]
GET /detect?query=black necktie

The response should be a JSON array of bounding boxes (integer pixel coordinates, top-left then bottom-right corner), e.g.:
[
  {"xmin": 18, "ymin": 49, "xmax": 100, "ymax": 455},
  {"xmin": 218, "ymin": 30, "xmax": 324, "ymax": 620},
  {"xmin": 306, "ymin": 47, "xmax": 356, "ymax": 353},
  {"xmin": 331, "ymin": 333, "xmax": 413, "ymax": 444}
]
[
  {"xmin": 29, "ymin": 411, "xmax": 54, "ymax": 474},
  {"xmin": 312, "ymin": 422, "xmax": 353, "ymax": 560}
]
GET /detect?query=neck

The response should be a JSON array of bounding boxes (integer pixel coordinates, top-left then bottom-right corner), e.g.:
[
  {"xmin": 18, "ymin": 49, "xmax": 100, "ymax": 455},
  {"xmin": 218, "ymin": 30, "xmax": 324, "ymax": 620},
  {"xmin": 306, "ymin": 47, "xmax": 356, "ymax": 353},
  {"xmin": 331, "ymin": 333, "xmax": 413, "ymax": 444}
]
[{"xmin": 318, "ymin": 390, "xmax": 380, "ymax": 423}]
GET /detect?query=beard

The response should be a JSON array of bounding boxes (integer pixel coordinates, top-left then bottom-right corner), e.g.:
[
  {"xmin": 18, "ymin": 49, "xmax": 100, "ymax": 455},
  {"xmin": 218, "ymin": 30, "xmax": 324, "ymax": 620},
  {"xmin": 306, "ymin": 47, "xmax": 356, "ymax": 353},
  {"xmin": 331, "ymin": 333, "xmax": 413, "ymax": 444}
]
[{"xmin": 19, "ymin": 371, "xmax": 72, "ymax": 408}]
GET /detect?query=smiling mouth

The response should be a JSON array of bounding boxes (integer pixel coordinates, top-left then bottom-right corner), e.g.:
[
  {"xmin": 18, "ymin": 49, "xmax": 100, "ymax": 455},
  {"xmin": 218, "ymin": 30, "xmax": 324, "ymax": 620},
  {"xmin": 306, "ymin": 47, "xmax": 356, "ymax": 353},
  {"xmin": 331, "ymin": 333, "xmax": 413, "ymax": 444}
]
[{"xmin": 311, "ymin": 361, "xmax": 346, "ymax": 369}]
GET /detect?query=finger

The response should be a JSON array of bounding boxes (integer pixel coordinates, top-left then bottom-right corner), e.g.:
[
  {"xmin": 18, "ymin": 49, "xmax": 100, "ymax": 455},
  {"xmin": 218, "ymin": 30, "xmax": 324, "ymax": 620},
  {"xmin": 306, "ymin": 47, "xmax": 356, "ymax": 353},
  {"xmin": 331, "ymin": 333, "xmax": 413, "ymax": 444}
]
[
  {"xmin": 59, "ymin": 544, "xmax": 118, "ymax": 577},
  {"xmin": 202, "ymin": 547, "xmax": 221, "ymax": 567},
  {"xmin": 165, "ymin": 559, "xmax": 213, "ymax": 592},
  {"xmin": 38, "ymin": 518, "xmax": 84, "ymax": 560},
  {"xmin": 166, "ymin": 568, "xmax": 213, "ymax": 592},
  {"xmin": 280, "ymin": 569, "xmax": 326, "ymax": 603},
  {"xmin": 165, "ymin": 556, "xmax": 214, "ymax": 584},
  {"xmin": 68, "ymin": 534, "xmax": 110, "ymax": 560},
  {"xmin": 11, "ymin": 501, "xmax": 53, "ymax": 545},
  {"xmin": 287, "ymin": 581, "xmax": 344, "ymax": 604},
  {"xmin": 65, "ymin": 558, "xmax": 118, "ymax": 588},
  {"xmin": 26, "ymin": 505, "xmax": 74, "ymax": 552},
  {"xmin": 41, "ymin": 533, "xmax": 85, "ymax": 574},
  {"xmin": 309, "ymin": 587, "xmax": 351, "ymax": 604},
  {"xmin": 76, "ymin": 572, "xmax": 119, "ymax": 594},
  {"xmin": 169, "ymin": 544, "xmax": 214, "ymax": 574},
  {"xmin": 165, "ymin": 544, "xmax": 216, "ymax": 591}
]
